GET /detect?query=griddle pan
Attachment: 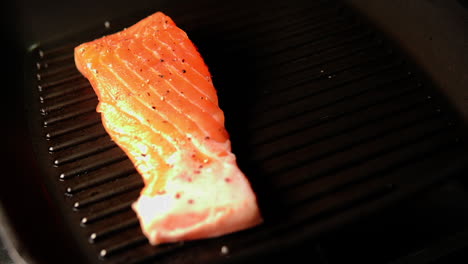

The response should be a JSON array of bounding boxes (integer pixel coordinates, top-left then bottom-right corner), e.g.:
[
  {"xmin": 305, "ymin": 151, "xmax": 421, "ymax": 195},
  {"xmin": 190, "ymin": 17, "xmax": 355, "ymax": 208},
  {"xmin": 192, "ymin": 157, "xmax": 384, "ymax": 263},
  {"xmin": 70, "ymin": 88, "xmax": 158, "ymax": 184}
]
[{"xmin": 3, "ymin": 0, "xmax": 468, "ymax": 263}]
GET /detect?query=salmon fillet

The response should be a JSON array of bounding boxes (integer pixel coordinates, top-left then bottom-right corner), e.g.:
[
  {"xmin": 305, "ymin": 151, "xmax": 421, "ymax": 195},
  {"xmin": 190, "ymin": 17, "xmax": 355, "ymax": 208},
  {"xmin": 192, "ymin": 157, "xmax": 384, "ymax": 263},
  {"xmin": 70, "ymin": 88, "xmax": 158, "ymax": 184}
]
[{"xmin": 74, "ymin": 12, "xmax": 262, "ymax": 245}]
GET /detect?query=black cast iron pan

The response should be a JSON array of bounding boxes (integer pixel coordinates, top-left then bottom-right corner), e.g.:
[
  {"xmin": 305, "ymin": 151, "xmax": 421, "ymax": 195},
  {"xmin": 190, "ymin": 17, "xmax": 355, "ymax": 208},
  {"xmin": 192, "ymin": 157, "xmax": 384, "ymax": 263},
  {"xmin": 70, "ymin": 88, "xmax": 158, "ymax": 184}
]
[{"xmin": 3, "ymin": 0, "xmax": 468, "ymax": 263}]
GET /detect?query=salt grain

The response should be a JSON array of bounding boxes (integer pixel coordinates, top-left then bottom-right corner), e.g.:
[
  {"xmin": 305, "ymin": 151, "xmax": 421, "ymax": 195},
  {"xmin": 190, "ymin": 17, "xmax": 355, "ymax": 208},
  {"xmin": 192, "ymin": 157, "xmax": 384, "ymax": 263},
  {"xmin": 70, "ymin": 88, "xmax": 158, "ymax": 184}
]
[{"xmin": 221, "ymin": 245, "xmax": 229, "ymax": 255}]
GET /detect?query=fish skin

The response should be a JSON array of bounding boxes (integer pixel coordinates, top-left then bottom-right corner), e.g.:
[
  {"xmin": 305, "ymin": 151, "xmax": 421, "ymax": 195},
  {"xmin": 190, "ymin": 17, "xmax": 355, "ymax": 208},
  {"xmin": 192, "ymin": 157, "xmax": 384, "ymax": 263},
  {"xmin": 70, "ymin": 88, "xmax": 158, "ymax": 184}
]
[{"xmin": 74, "ymin": 12, "xmax": 262, "ymax": 245}]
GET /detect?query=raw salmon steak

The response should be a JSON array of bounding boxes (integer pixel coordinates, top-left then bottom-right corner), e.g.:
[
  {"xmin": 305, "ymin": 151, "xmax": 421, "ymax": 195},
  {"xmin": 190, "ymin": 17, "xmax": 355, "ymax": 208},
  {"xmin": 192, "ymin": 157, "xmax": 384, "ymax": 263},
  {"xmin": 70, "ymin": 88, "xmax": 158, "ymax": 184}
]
[{"xmin": 74, "ymin": 12, "xmax": 262, "ymax": 245}]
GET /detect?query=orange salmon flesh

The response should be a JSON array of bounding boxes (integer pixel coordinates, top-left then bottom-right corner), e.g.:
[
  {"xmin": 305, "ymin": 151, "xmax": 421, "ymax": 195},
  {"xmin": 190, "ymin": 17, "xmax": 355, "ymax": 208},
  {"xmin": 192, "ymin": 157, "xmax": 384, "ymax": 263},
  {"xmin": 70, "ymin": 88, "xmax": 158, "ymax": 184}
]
[{"xmin": 74, "ymin": 12, "xmax": 262, "ymax": 245}]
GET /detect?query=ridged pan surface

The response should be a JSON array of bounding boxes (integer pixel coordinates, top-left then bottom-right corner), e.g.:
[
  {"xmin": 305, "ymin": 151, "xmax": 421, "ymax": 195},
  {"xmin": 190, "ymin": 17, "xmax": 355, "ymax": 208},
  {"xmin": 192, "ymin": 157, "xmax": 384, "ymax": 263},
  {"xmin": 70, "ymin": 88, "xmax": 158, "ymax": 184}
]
[{"xmin": 29, "ymin": 0, "xmax": 468, "ymax": 263}]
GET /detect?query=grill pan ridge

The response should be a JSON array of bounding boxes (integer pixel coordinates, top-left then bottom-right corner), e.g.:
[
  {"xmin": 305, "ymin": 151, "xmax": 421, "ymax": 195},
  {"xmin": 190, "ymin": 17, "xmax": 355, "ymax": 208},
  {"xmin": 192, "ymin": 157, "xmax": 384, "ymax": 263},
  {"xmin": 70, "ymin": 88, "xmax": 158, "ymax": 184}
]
[{"xmin": 26, "ymin": 0, "xmax": 468, "ymax": 263}]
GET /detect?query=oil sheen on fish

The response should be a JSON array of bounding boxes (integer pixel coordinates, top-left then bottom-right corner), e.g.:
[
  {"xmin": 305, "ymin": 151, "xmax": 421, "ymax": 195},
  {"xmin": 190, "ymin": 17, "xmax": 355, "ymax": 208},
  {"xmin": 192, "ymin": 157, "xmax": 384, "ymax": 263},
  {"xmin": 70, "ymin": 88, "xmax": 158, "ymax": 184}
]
[{"xmin": 74, "ymin": 12, "xmax": 262, "ymax": 245}]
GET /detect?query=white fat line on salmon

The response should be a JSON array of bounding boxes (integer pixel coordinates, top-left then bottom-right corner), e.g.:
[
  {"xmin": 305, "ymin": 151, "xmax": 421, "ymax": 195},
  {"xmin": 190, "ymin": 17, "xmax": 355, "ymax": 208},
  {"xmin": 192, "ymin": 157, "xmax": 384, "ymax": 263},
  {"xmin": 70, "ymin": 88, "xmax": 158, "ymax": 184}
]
[
  {"xmin": 138, "ymin": 42, "xmax": 224, "ymax": 125},
  {"xmin": 141, "ymin": 38, "xmax": 214, "ymax": 101},
  {"xmin": 113, "ymin": 45, "xmax": 219, "ymax": 142},
  {"xmin": 150, "ymin": 34, "xmax": 211, "ymax": 84},
  {"xmin": 160, "ymin": 28, "xmax": 207, "ymax": 70},
  {"xmin": 165, "ymin": 63, "xmax": 220, "ymax": 115},
  {"xmin": 98, "ymin": 103, "xmax": 170, "ymax": 180},
  {"xmin": 142, "ymin": 22, "xmax": 197, "ymax": 63},
  {"xmin": 117, "ymin": 46, "xmax": 232, "ymax": 166},
  {"xmin": 134, "ymin": 42, "xmax": 225, "ymax": 127},
  {"xmin": 102, "ymin": 45, "xmax": 227, "ymax": 164},
  {"xmin": 105, "ymin": 101, "xmax": 172, "ymax": 158},
  {"xmin": 145, "ymin": 36, "xmax": 215, "ymax": 102},
  {"xmin": 161, "ymin": 29, "xmax": 211, "ymax": 81},
  {"xmin": 104, "ymin": 95, "xmax": 232, "ymax": 188},
  {"xmin": 96, "ymin": 92, "xmax": 172, "ymax": 160},
  {"xmin": 95, "ymin": 50, "xmax": 179, "ymax": 157}
]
